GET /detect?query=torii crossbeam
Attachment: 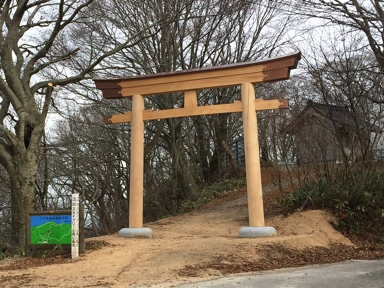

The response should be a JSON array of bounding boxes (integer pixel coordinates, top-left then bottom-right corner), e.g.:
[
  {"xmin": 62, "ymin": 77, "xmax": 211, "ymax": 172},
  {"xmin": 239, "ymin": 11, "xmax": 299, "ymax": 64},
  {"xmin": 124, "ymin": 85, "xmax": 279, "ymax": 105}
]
[{"xmin": 94, "ymin": 52, "xmax": 301, "ymax": 238}]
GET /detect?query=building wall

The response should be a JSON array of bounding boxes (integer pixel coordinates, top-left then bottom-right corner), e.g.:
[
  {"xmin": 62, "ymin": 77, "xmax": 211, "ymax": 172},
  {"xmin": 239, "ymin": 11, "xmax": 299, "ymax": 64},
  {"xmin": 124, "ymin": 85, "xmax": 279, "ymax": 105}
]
[{"xmin": 295, "ymin": 123, "xmax": 338, "ymax": 164}]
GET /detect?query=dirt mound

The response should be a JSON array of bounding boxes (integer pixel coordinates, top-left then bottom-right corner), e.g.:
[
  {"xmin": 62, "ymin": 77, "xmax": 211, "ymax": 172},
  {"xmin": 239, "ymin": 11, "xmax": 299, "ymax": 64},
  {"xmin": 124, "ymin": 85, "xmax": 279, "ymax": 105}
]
[
  {"xmin": 0, "ymin": 194, "xmax": 357, "ymax": 288},
  {"xmin": 271, "ymin": 210, "xmax": 353, "ymax": 248}
]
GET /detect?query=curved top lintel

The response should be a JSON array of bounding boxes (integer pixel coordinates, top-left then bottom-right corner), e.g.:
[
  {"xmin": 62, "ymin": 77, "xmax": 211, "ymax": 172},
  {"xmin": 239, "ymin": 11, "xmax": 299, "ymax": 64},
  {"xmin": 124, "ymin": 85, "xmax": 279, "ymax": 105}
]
[{"xmin": 94, "ymin": 52, "xmax": 301, "ymax": 99}]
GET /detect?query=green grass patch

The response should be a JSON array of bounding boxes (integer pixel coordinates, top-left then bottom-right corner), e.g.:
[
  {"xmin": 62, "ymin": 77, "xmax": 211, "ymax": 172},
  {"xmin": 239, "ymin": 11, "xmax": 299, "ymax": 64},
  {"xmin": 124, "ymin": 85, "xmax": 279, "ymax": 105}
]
[{"xmin": 180, "ymin": 177, "xmax": 246, "ymax": 213}]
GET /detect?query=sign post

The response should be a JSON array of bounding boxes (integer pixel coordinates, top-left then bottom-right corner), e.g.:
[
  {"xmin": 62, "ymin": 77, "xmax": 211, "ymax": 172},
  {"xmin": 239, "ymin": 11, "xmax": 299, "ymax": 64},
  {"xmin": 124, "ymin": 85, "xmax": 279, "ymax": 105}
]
[
  {"xmin": 71, "ymin": 193, "xmax": 79, "ymax": 259},
  {"xmin": 25, "ymin": 195, "xmax": 84, "ymax": 257}
]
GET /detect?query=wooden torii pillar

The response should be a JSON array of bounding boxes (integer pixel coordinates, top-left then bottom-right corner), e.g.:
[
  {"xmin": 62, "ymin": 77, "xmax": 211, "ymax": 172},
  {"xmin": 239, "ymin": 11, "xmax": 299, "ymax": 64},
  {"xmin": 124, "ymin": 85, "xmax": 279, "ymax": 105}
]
[{"xmin": 94, "ymin": 52, "xmax": 301, "ymax": 238}]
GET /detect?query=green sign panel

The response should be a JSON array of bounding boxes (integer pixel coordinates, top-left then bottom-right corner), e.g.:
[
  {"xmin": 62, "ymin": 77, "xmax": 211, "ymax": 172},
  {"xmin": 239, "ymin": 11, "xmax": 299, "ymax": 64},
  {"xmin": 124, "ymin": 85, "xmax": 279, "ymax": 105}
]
[{"xmin": 30, "ymin": 214, "xmax": 72, "ymax": 244}]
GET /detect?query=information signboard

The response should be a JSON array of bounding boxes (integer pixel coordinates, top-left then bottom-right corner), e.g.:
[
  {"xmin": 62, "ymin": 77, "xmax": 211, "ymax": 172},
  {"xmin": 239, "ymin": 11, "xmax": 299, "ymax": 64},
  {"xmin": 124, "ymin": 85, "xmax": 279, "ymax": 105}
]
[
  {"xmin": 25, "ymin": 195, "xmax": 84, "ymax": 257},
  {"xmin": 30, "ymin": 214, "xmax": 72, "ymax": 244}
]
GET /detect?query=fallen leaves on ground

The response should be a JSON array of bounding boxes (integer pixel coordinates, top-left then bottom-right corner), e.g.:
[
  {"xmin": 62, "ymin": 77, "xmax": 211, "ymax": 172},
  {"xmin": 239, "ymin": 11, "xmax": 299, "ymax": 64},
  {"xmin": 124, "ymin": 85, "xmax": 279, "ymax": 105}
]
[
  {"xmin": 178, "ymin": 242, "xmax": 384, "ymax": 277},
  {"xmin": 0, "ymin": 240, "xmax": 111, "ymax": 272}
]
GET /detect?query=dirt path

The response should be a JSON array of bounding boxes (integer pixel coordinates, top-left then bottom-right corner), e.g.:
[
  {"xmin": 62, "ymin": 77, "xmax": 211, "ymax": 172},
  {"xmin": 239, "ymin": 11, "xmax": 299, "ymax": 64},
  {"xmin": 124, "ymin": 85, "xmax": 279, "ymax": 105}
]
[{"xmin": 0, "ymin": 189, "xmax": 352, "ymax": 288}]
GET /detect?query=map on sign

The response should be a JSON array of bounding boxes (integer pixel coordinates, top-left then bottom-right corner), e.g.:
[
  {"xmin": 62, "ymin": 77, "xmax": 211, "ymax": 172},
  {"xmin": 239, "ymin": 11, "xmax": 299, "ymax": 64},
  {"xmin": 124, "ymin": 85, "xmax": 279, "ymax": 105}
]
[{"xmin": 30, "ymin": 215, "xmax": 72, "ymax": 244}]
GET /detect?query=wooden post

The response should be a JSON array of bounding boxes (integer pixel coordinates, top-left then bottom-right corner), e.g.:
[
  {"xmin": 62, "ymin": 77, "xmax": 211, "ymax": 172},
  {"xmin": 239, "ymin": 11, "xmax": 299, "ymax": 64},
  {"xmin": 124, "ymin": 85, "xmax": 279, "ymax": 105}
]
[
  {"xmin": 79, "ymin": 204, "xmax": 85, "ymax": 253},
  {"xmin": 241, "ymin": 82, "xmax": 265, "ymax": 227},
  {"xmin": 129, "ymin": 94, "xmax": 145, "ymax": 228},
  {"xmin": 71, "ymin": 193, "xmax": 79, "ymax": 259}
]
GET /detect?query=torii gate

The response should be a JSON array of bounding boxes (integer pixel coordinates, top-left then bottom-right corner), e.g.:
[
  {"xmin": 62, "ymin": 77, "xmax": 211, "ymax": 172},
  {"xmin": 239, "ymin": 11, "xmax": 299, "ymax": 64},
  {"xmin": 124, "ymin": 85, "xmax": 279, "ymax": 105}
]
[{"xmin": 93, "ymin": 52, "xmax": 301, "ymax": 238}]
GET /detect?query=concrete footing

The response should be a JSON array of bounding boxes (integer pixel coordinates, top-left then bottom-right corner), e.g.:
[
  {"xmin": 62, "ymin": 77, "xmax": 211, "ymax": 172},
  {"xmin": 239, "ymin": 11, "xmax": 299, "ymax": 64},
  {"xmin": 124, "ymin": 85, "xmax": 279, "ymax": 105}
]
[
  {"xmin": 238, "ymin": 226, "xmax": 277, "ymax": 238},
  {"xmin": 118, "ymin": 227, "xmax": 153, "ymax": 238}
]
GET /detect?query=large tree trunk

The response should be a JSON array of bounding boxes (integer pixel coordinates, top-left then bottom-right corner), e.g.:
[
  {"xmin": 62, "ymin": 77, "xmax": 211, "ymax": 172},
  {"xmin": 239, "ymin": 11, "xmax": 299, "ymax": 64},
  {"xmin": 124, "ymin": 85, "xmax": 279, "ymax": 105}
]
[
  {"xmin": 9, "ymin": 151, "xmax": 38, "ymax": 251},
  {"xmin": 169, "ymin": 118, "xmax": 200, "ymax": 213},
  {"xmin": 196, "ymin": 117, "xmax": 210, "ymax": 182},
  {"xmin": 6, "ymin": 122, "xmax": 42, "ymax": 251},
  {"xmin": 208, "ymin": 114, "xmax": 229, "ymax": 180}
]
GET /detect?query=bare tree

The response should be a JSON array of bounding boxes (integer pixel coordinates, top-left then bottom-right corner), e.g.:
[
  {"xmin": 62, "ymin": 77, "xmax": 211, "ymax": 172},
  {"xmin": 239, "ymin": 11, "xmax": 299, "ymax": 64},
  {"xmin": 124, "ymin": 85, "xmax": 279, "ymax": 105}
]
[
  {"xmin": 100, "ymin": 0, "xmax": 299, "ymax": 213},
  {"xmin": 0, "ymin": 0, "xmax": 181, "ymax": 250},
  {"xmin": 296, "ymin": 0, "xmax": 384, "ymax": 78},
  {"xmin": 282, "ymin": 29, "xmax": 384, "ymax": 208},
  {"xmin": 48, "ymin": 104, "xmax": 131, "ymax": 236}
]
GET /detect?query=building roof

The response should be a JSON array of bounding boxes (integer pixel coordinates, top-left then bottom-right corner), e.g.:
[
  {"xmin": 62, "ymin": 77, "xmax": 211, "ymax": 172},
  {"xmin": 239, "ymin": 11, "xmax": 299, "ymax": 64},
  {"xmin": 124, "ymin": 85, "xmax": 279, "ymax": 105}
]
[{"xmin": 282, "ymin": 100, "xmax": 381, "ymax": 134}]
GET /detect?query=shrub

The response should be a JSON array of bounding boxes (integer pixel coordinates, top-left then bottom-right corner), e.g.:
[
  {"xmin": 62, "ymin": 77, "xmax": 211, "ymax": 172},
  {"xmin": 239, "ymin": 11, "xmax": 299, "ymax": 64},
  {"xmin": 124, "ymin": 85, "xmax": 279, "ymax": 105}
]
[
  {"xmin": 282, "ymin": 171, "xmax": 384, "ymax": 234},
  {"xmin": 179, "ymin": 177, "xmax": 246, "ymax": 213}
]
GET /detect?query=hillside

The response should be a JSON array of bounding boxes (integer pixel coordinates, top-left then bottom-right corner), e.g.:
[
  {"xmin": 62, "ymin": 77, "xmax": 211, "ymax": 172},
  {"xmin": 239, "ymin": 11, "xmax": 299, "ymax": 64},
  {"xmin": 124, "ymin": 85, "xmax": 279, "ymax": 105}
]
[{"xmin": 1, "ymin": 180, "xmax": 383, "ymax": 288}]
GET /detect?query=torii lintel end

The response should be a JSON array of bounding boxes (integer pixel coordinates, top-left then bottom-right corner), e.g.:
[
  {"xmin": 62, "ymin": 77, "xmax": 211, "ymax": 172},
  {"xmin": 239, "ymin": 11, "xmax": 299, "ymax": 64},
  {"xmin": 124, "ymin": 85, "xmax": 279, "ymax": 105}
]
[{"xmin": 279, "ymin": 99, "xmax": 289, "ymax": 109}]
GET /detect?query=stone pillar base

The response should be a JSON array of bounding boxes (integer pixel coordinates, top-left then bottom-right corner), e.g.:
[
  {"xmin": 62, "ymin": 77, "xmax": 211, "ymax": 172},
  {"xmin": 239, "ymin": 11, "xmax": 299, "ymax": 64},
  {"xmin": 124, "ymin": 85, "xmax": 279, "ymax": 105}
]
[
  {"xmin": 118, "ymin": 228, "xmax": 153, "ymax": 238},
  {"xmin": 238, "ymin": 226, "xmax": 277, "ymax": 238}
]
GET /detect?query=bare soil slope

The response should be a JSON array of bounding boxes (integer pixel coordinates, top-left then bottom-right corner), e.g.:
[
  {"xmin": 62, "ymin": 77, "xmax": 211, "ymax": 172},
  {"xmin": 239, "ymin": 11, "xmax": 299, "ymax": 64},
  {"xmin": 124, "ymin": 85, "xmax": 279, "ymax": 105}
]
[{"xmin": 0, "ymin": 191, "xmax": 355, "ymax": 288}]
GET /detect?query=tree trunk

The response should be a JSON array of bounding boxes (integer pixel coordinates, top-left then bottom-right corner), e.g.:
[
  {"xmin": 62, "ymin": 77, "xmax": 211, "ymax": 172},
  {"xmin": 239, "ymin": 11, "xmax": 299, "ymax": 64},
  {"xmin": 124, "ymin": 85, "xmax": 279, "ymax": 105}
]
[
  {"xmin": 8, "ymin": 148, "xmax": 39, "ymax": 251},
  {"xmin": 196, "ymin": 117, "xmax": 209, "ymax": 182},
  {"xmin": 208, "ymin": 114, "xmax": 229, "ymax": 180},
  {"xmin": 5, "ymin": 118, "xmax": 44, "ymax": 252}
]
